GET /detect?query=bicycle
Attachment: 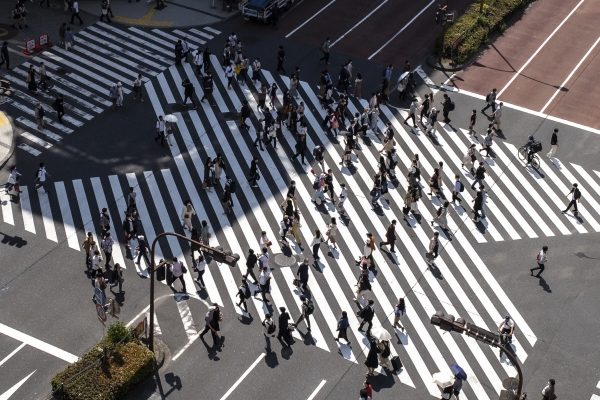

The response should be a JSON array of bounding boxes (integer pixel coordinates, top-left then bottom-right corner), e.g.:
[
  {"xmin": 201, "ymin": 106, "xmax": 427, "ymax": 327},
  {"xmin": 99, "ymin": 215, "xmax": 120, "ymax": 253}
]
[{"xmin": 517, "ymin": 146, "xmax": 540, "ymax": 170}]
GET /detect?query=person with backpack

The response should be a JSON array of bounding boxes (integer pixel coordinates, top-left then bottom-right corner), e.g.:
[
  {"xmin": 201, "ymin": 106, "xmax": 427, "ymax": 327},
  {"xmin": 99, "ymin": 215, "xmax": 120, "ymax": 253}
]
[
  {"xmin": 100, "ymin": 0, "xmax": 111, "ymax": 22},
  {"xmin": 236, "ymin": 278, "xmax": 250, "ymax": 313},
  {"xmin": 358, "ymin": 299, "xmax": 375, "ymax": 334},
  {"xmin": 441, "ymin": 93, "xmax": 453, "ymax": 123},
  {"xmin": 262, "ymin": 313, "xmax": 276, "ymax": 351},
  {"xmin": 221, "ymin": 187, "xmax": 233, "ymax": 215},
  {"xmin": 294, "ymin": 295, "xmax": 313, "ymax": 332},
  {"xmin": 480, "ymin": 129, "xmax": 493, "ymax": 157},
  {"xmin": 530, "ymin": 246, "xmax": 548, "ymax": 277},
  {"xmin": 481, "ymin": 88, "xmax": 497, "ymax": 113},
  {"xmin": 311, "ymin": 173, "xmax": 327, "ymax": 204},
  {"xmin": 33, "ymin": 162, "xmax": 52, "ymax": 194},
  {"xmin": 431, "ymin": 201, "xmax": 449, "ymax": 231},
  {"xmin": 562, "ymin": 182, "xmax": 581, "ymax": 214},
  {"xmin": 452, "ymin": 174, "xmax": 464, "ymax": 204},
  {"xmin": 335, "ymin": 311, "xmax": 350, "ymax": 345},
  {"xmin": 101, "ymin": 232, "xmax": 114, "ymax": 269}
]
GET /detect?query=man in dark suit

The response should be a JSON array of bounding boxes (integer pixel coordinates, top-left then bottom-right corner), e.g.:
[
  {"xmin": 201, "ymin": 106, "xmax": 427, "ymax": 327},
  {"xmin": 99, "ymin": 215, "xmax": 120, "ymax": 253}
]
[
  {"xmin": 358, "ymin": 300, "xmax": 375, "ymax": 334},
  {"xmin": 297, "ymin": 259, "xmax": 309, "ymax": 292},
  {"xmin": 379, "ymin": 220, "xmax": 397, "ymax": 252},
  {"xmin": 562, "ymin": 183, "xmax": 581, "ymax": 214},
  {"xmin": 277, "ymin": 307, "xmax": 291, "ymax": 346}
]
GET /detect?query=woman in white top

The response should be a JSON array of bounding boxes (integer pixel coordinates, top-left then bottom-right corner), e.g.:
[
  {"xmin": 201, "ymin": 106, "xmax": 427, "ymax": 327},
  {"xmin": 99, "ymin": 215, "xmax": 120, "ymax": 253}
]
[
  {"xmin": 289, "ymin": 74, "xmax": 299, "ymax": 99},
  {"xmin": 116, "ymin": 82, "xmax": 124, "ymax": 107},
  {"xmin": 259, "ymin": 230, "xmax": 271, "ymax": 250},
  {"xmin": 353, "ymin": 73, "xmax": 362, "ymax": 98},
  {"xmin": 5, "ymin": 165, "xmax": 22, "ymax": 194},
  {"xmin": 195, "ymin": 255, "xmax": 206, "ymax": 288},
  {"xmin": 431, "ymin": 201, "xmax": 449, "ymax": 230},
  {"xmin": 181, "ymin": 200, "xmax": 196, "ymax": 232},
  {"xmin": 462, "ymin": 144, "xmax": 477, "ymax": 175},
  {"xmin": 325, "ymin": 217, "xmax": 338, "ymax": 249},
  {"xmin": 225, "ymin": 62, "xmax": 234, "ymax": 89}
]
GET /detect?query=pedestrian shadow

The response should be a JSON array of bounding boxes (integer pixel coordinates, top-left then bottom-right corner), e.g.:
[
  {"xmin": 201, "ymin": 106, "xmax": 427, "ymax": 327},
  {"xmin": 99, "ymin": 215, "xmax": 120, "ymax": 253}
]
[
  {"xmin": 370, "ymin": 368, "xmax": 396, "ymax": 390},
  {"xmin": 536, "ymin": 276, "xmax": 551, "ymax": 293},
  {"xmin": 280, "ymin": 343, "xmax": 294, "ymax": 360},
  {"xmin": 264, "ymin": 348, "xmax": 279, "ymax": 368},
  {"xmin": 110, "ymin": 289, "xmax": 125, "ymax": 307},
  {"xmin": 296, "ymin": 329, "xmax": 315, "ymax": 346},
  {"xmin": 0, "ymin": 232, "xmax": 27, "ymax": 248},
  {"xmin": 162, "ymin": 372, "xmax": 182, "ymax": 396},
  {"xmin": 237, "ymin": 313, "xmax": 254, "ymax": 326},
  {"xmin": 427, "ymin": 260, "xmax": 444, "ymax": 281},
  {"xmin": 573, "ymin": 252, "xmax": 600, "ymax": 260}
]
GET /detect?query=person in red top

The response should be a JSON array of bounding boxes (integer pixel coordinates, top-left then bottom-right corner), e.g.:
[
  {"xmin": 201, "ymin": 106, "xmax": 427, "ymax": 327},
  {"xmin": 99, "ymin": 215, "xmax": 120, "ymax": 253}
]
[{"xmin": 363, "ymin": 380, "xmax": 373, "ymax": 399}]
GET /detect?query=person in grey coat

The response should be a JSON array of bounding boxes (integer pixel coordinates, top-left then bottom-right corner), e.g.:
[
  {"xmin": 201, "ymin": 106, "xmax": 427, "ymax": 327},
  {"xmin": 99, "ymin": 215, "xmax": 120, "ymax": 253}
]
[
  {"xmin": 64, "ymin": 27, "xmax": 75, "ymax": 50},
  {"xmin": 200, "ymin": 220, "xmax": 210, "ymax": 246}
]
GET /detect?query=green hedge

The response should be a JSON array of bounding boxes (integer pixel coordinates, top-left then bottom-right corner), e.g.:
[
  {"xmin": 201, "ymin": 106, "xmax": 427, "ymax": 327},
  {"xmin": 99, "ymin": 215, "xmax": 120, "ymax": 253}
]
[
  {"xmin": 51, "ymin": 323, "xmax": 154, "ymax": 400},
  {"xmin": 442, "ymin": 0, "xmax": 535, "ymax": 64}
]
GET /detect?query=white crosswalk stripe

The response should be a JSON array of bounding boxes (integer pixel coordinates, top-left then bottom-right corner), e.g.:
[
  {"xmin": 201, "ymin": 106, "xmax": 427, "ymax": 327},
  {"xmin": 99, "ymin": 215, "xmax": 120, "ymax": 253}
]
[{"xmin": 8, "ymin": 33, "xmax": 600, "ymax": 398}]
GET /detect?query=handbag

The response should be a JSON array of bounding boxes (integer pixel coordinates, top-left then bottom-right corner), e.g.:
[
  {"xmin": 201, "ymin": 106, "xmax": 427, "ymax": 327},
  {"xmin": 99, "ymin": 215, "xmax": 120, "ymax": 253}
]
[
  {"xmin": 292, "ymin": 278, "xmax": 301, "ymax": 287},
  {"xmin": 182, "ymin": 265, "xmax": 188, "ymax": 274},
  {"xmin": 265, "ymin": 240, "xmax": 272, "ymax": 247}
]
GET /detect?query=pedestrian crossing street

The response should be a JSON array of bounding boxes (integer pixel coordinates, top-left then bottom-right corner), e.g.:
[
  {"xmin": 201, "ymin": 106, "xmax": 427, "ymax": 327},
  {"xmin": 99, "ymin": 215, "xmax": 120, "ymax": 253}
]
[
  {"xmin": 3, "ymin": 29, "xmax": 600, "ymax": 400},
  {"xmin": 2, "ymin": 22, "xmax": 221, "ymax": 157}
]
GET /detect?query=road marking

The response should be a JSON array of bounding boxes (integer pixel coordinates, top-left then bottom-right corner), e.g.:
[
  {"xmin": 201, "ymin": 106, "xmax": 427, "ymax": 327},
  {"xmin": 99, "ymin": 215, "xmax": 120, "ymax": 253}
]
[
  {"xmin": 189, "ymin": 28, "xmax": 213, "ymax": 40},
  {"xmin": 157, "ymin": 72, "xmax": 176, "ymax": 104},
  {"xmin": 88, "ymin": 24, "xmax": 173, "ymax": 61},
  {"xmin": 172, "ymin": 29, "xmax": 206, "ymax": 45},
  {"xmin": 330, "ymin": 0, "xmax": 389, "ymax": 46},
  {"xmin": 19, "ymin": 187, "xmax": 36, "ymax": 233},
  {"xmin": 0, "ymin": 190, "xmax": 14, "ymax": 226},
  {"xmin": 307, "ymin": 380, "xmax": 327, "ymax": 400},
  {"xmin": 75, "ymin": 38, "xmax": 158, "ymax": 77},
  {"xmin": 176, "ymin": 298, "xmax": 198, "ymax": 341},
  {"xmin": 129, "ymin": 27, "xmax": 172, "ymax": 49},
  {"xmin": 0, "ymin": 343, "xmax": 26, "ymax": 367},
  {"xmin": 0, "ymin": 323, "xmax": 78, "ymax": 363},
  {"xmin": 540, "ymin": 35, "xmax": 600, "ymax": 113},
  {"xmin": 21, "ymin": 132, "xmax": 52, "ymax": 149},
  {"xmin": 0, "ymin": 370, "xmax": 36, "ymax": 400},
  {"xmin": 55, "ymin": 182, "xmax": 80, "ymax": 251},
  {"xmin": 204, "ymin": 26, "xmax": 221, "ymax": 35},
  {"xmin": 167, "ymin": 64, "xmax": 185, "ymax": 100},
  {"xmin": 285, "ymin": 0, "xmax": 337, "ymax": 38},
  {"xmin": 112, "ymin": 7, "xmax": 174, "ymax": 26},
  {"xmin": 17, "ymin": 143, "xmax": 41, "ymax": 156},
  {"xmin": 591, "ymin": 395, "xmax": 600, "ymax": 400},
  {"xmin": 368, "ymin": 0, "xmax": 435, "ymax": 59},
  {"xmin": 209, "ymin": 54, "xmax": 240, "ymax": 112},
  {"xmin": 219, "ymin": 353, "xmax": 266, "ymax": 400},
  {"xmin": 498, "ymin": 0, "xmax": 585, "ymax": 97},
  {"xmin": 151, "ymin": 29, "xmax": 198, "ymax": 51},
  {"xmin": 7, "ymin": 98, "xmax": 73, "ymax": 134},
  {"xmin": 37, "ymin": 187, "xmax": 58, "ymax": 242},
  {"xmin": 72, "ymin": 179, "xmax": 99, "ymax": 249},
  {"xmin": 16, "ymin": 117, "xmax": 63, "ymax": 141}
]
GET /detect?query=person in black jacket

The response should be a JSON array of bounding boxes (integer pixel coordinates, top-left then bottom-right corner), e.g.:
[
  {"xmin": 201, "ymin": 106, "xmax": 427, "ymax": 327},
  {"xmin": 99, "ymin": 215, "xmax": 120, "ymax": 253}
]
[
  {"xmin": 277, "ymin": 307, "xmax": 291, "ymax": 346},
  {"xmin": 248, "ymin": 157, "xmax": 259, "ymax": 187},
  {"xmin": 244, "ymin": 249, "xmax": 258, "ymax": 284},
  {"xmin": 324, "ymin": 169, "xmax": 335, "ymax": 200},
  {"xmin": 221, "ymin": 187, "xmax": 232, "ymax": 215},
  {"xmin": 358, "ymin": 300, "xmax": 375, "ymax": 334},
  {"xmin": 181, "ymin": 79, "xmax": 197, "ymax": 109},
  {"xmin": 441, "ymin": 93, "xmax": 452, "ymax": 123},
  {"xmin": 240, "ymin": 100, "xmax": 251, "ymax": 130},
  {"xmin": 291, "ymin": 135, "xmax": 307, "ymax": 165},
  {"xmin": 563, "ymin": 183, "xmax": 581, "ymax": 214},
  {"xmin": 0, "ymin": 42, "xmax": 9, "ymax": 70},
  {"xmin": 297, "ymin": 259, "xmax": 309, "ymax": 292},
  {"xmin": 174, "ymin": 40, "xmax": 183, "ymax": 64},
  {"xmin": 200, "ymin": 73, "xmax": 215, "ymax": 106}
]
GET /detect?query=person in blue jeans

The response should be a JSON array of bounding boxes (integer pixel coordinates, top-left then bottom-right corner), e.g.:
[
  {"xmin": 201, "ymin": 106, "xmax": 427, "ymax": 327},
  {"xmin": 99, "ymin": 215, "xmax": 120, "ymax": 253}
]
[
  {"xmin": 471, "ymin": 162, "xmax": 487, "ymax": 190},
  {"xmin": 110, "ymin": 263, "xmax": 123, "ymax": 293},
  {"xmin": 371, "ymin": 173, "xmax": 382, "ymax": 205}
]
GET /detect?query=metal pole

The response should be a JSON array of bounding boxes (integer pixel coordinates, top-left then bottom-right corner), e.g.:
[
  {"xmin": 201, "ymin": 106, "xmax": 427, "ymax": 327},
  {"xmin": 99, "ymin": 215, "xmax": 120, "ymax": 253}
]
[{"xmin": 495, "ymin": 343, "xmax": 523, "ymax": 396}]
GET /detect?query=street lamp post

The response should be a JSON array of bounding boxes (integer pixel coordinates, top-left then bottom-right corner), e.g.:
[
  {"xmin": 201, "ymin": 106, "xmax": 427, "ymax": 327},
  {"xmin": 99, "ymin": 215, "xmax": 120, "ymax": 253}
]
[
  {"xmin": 430, "ymin": 311, "xmax": 525, "ymax": 399},
  {"xmin": 148, "ymin": 232, "xmax": 240, "ymax": 352}
]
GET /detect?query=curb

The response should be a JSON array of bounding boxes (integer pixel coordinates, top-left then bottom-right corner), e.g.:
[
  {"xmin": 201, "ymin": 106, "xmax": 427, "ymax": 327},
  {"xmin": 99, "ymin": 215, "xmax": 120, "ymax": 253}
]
[
  {"xmin": 123, "ymin": 337, "xmax": 171, "ymax": 400},
  {"xmin": 0, "ymin": 111, "xmax": 15, "ymax": 170},
  {"xmin": 425, "ymin": 56, "xmax": 465, "ymax": 73}
]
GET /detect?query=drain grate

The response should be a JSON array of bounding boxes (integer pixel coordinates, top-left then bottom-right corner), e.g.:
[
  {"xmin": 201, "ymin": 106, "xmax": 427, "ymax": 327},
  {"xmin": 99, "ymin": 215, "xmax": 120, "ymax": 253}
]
[{"xmin": 274, "ymin": 254, "xmax": 297, "ymax": 267}]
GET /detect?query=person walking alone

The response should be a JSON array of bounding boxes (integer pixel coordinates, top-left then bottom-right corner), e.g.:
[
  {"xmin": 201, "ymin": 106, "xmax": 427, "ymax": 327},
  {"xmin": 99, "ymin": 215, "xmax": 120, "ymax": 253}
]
[
  {"xmin": 546, "ymin": 128, "xmax": 559, "ymax": 158},
  {"xmin": 335, "ymin": 311, "xmax": 350, "ymax": 345},
  {"xmin": 181, "ymin": 79, "xmax": 198, "ymax": 109},
  {"xmin": 319, "ymin": 38, "xmax": 331, "ymax": 64},
  {"xmin": 393, "ymin": 297, "xmax": 406, "ymax": 331},
  {"xmin": 236, "ymin": 278, "xmax": 250, "ymax": 313},
  {"xmin": 294, "ymin": 295, "xmax": 313, "ymax": 332},
  {"xmin": 541, "ymin": 379, "xmax": 556, "ymax": 400},
  {"xmin": 0, "ymin": 42, "xmax": 9, "ymax": 70},
  {"xmin": 481, "ymin": 88, "xmax": 497, "ymax": 113},
  {"xmin": 562, "ymin": 183, "xmax": 581, "ymax": 214},
  {"xmin": 34, "ymin": 162, "xmax": 52, "ymax": 194},
  {"xmin": 170, "ymin": 257, "xmax": 187, "ymax": 293},
  {"xmin": 101, "ymin": 232, "xmax": 114, "ymax": 269},
  {"xmin": 358, "ymin": 299, "xmax": 375, "ymax": 334},
  {"xmin": 530, "ymin": 246, "xmax": 548, "ymax": 277},
  {"xmin": 181, "ymin": 200, "xmax": 196, "ymax": 232},
  {"xmin": 379, "ymin": 219, "xmax": 397, "ymax": 252},
  {"xmin": 276, "ymin": 45, "xmax": 285, "ymax": 73},
  {"xmin": 492, "ymin": 102, "xmax": 503, "ymax": 131},
  {"xmin": 296, "ymin": 258, "xmax": 310, "ymax": 292},
  {"xmin": 70, "ymin": 0, "xmax": 83, "ymax": 24}
]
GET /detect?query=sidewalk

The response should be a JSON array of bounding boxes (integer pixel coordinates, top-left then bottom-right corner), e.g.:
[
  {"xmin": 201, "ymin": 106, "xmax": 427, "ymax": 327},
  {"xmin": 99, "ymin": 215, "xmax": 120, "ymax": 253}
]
[{"xmin": 78, "ymin": 0, "xmax": 238, "ymax": 27}]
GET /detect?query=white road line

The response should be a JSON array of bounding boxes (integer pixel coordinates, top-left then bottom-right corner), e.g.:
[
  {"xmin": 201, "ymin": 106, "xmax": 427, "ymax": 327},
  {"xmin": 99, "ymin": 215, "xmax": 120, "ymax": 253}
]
[
  {"xmin": 150, "ymin": 29, "xmax": 198, "ymax": 50},
  {"xmin": 42, "ymin": 51, "xmax": 132, "ymax": 95},
  {"xmin": 551, "ymin": 159, "xmax": 600, "ymax": 230},
  {"xmin": 7, "ymin": 99, "xmax": 73, "ymax": 134},
  {"xmin": 203, "ymin": 26, "xmax": 221, "ymax": 35},
  {"xmin": 90, "ymin": 177, "xmax": 127, "ymax": 268},
  {"xmin": 51, "ymin": 46, "xmax": 137, "ymax": 88},
  {"xmin": 0, "ymin": 323, "xmax": 78, "ymax": 363},
  {"xmin": 126, "ymin": 173, "xmax": 162, "ymax": 277},
  {"xmin": 219, "ymin": 353, "xmax": 265, "ymax": 400},
  {"xmin": 19, "ymin": 187, "xmax": 36, "ymax": 233},
  {"xmin": 573, "ymin": 164, "xmax": 600, "ymax": 206},
  {"xmin": 129, "ymin": 27, "xmax": 175, "ymax": 49},
  {"xmin": 167, "ymin": 64, "xmax": 185, "ymax": 100},
  {"xmin": 88, "ymin": 25, "xmax": 173, "ymax": 62},
  {"xmin": 190, "ymin": 28, "xmax": 215, "ymax": 40},
  {"xmin": 172, "ymin": 29, "xmax": 206, "ymax": 45},
  {"xmin": 107, "ymin": 175, "xmax": 128, "ymax": 223},
  {"xmin": 0, "ymin": 190, "xmax": 14, "ymax": 226},
  {"xmin": 280, "ymin": 267, "xmax": 329, "ymax": 352},
  {"xmin": 368, "ymin": 0, "xmax": 435, "ymax": 59},
  {"xmin": 75, "ymin": 38, "xmax": 157, "ymax": 77},
  {"xmin": 540, "ymin": 36, "xmax": 600, "ymax": 113},
  {"xmin": 55, "ymin": 182, "xmax": 79, "ymax": 251},
  {"xmin": 159, "ymin": 168, "xmax": 218, "ymax": 303},
  {"xmin": 157, "ymin": 72, "xmax": 176, "ymax": 104},
  {"xmin": 330, "ymin": 0, "xmax": 389, "ymax": 46},
  {"xmin": 153, "ymin": 312, "xmax": 162, "ymax": 335},
  {"xmin": 16, "ymin": 117, "xmax": 63, "ymax": 141},
  {"xmin": 73, "ymin": 179, "xmax": 99, "ymax": 249},
  {"xmin": 37, "ymin": 187, "xmax": 57, "ymax": 242},
  {"xmin": 415, "ymin": 65, "xmax": 442, "ymax": 95},
  {"xmin": 498, "ymin": 0, "xmax": 586, "ymax": 97},
  {"xmin": 0, "ymin": 343, "xmax": 26, "ymax": 367},
  {"xmin": 78, "ymin": 30, "xmax": 167, "ymax": 70},
  {"xmin": 11, "ymin": 90, "xmax": 83, "ymax": 127},
  {"xmin": 21, "ymin": 132, "xmax": 52, "ymax": 149},
  {"xmin": 0, "ymin": 370, "xmax": 36, "ymax": 400},
  {"xmin": 210, "ymin": 54, "xmax": 240, "ymax": 111},
  {"xmin": 285, "ymin": 0, "xmax": 337, "ymax": 38},
  {"xmin": 27, "ymin": 59, "xmax": 111, "ymax": 108},
  {"xmin": 504, "ymin": 143, "xmax": 586, "ymax": 234},
  {"xmin": 487, "ymin": 131, "xmax": 570, "ymax": 235},
  {"xmin": 176, "ymin": 298, "xmax": 198, "ymax": 341},
  {"xmin": 307, "ymin": 379, "xmax": 327, "ymax": 400},
  {"xmin": 591, "ymin": 395, "xmax": 600, "ymax": 400},
  {"xmin": 145, "ymin": 83, "xmax": 224, "ymax": 307},
  {"xmin": 17, "ymin": 144, "xmax": 41, "ymax": 156}
]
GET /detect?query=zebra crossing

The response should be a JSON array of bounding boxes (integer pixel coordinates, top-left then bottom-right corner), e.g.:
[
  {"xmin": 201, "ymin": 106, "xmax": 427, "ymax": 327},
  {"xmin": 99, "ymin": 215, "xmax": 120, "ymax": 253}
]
[
  {"xmin": 3, "ymin": 29, "xmax": 600, "ymax": 399},
  {"xmin": 2, "ymin": 22, "xmax": 221, "ymax": 157}
]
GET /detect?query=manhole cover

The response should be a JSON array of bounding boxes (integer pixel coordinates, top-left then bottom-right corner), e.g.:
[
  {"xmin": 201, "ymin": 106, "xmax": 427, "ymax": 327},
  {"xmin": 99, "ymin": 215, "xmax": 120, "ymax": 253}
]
[{"xmin": 274, "ymin": 254, "xmax": 297, "ymax": 267}]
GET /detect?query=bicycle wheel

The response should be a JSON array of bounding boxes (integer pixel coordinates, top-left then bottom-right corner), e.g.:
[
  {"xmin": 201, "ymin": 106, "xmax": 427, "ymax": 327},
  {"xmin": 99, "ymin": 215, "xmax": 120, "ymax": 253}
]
[
  {"xmin": 531, "ymin": 156, "xmax": 540, "ymax": 170},
  {"xmin": 517, "ymin": 147, "xmax": 527, "ymax": 161}
]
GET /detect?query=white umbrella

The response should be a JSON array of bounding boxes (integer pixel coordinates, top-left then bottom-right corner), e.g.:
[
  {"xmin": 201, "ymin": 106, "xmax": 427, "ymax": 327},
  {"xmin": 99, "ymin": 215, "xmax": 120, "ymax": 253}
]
[
  {"xmin": 432, "ymin": 371, "xmax": 454, "ymax": 388},
  {"xmin": 164, "ymin": 114, "xmax": 178, "ymax": 123},
  {"xmin": 370, "ymin": 326, "xmax": 392, "ymax": 341}
]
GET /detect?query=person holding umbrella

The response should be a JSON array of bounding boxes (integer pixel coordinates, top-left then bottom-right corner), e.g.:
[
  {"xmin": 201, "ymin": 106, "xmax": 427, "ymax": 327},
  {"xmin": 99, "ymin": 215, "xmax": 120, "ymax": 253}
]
[{"xmin": 450, "ymin": 363, "xmax": 467, "ymax": 400}]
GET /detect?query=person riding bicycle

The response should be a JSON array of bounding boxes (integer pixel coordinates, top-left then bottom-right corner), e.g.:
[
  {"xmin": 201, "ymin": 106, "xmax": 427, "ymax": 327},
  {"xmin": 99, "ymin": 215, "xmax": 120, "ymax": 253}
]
[
  {"xmin": 497, "ymin": 316, "xmax": 515, "ymax": 336},
  {"xmin": 523, "ymin": 135, "xmax": 537, "ymax": 164}
]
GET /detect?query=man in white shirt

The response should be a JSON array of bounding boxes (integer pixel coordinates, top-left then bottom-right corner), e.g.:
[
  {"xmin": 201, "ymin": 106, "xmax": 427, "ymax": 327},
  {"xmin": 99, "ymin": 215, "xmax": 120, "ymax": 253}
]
[
  {"xmin": 492, "ymin": 102, "xmax": 503, "ymax": 131},
  {"xmin": 70, "ymin": 0, "xmax": 83, "ymax": 25},
  {"xmin": 531, "ymin": 246, "xmax": 548, "ymax": 277},
  {"xmin": 155, "ymin": 115, "xmax": 166, "ymax": 146},
  {"xmin": 181, "ymin": 38, "xmax": 190, "ymax": 63},
  {"xmin": 452, "ymin": 174, "xmax": 463, "ymax": 204},
  {"xmin": 337, "ymin": 183, "xmax": 347, "ymax": 214},
  {"xmin": 497, "ymin": 316, "xmax": 514, "ymax": 335},
  {"xmin": 170, "ymin": 257, "xmax": 187, "ymax": 292},
  {"xmin": 194, "ymin": 50, "xmax": 203, "ymax": 75},
  {"xmin": 34, "ymin": 162, "xmax": 52, "ymax": 193}
]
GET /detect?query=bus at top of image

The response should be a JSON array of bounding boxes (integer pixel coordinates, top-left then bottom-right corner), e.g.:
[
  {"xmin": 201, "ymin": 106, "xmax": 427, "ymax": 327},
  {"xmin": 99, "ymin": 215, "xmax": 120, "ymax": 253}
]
[{"xmin": 241, "ymin": 0, "xmax": 294, "ymax": 23}]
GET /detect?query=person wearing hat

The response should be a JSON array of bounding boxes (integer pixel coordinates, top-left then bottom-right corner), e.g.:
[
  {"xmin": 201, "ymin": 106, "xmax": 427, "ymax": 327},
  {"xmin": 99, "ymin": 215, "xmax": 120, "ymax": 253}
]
[
  {"xmin": 199, "ymin": 307, "xmax": 219, "ymax": 346},
  {"xmin": 116, "ymin": 82, "xmax": 124, "ymax": 107},
  {"xmin": 294, "ymin": 295, "xmax": 313, "ymax": 332},
  {"xmin": 277, "ymin": 307, "xmax": 291, "ymax": 346}
]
